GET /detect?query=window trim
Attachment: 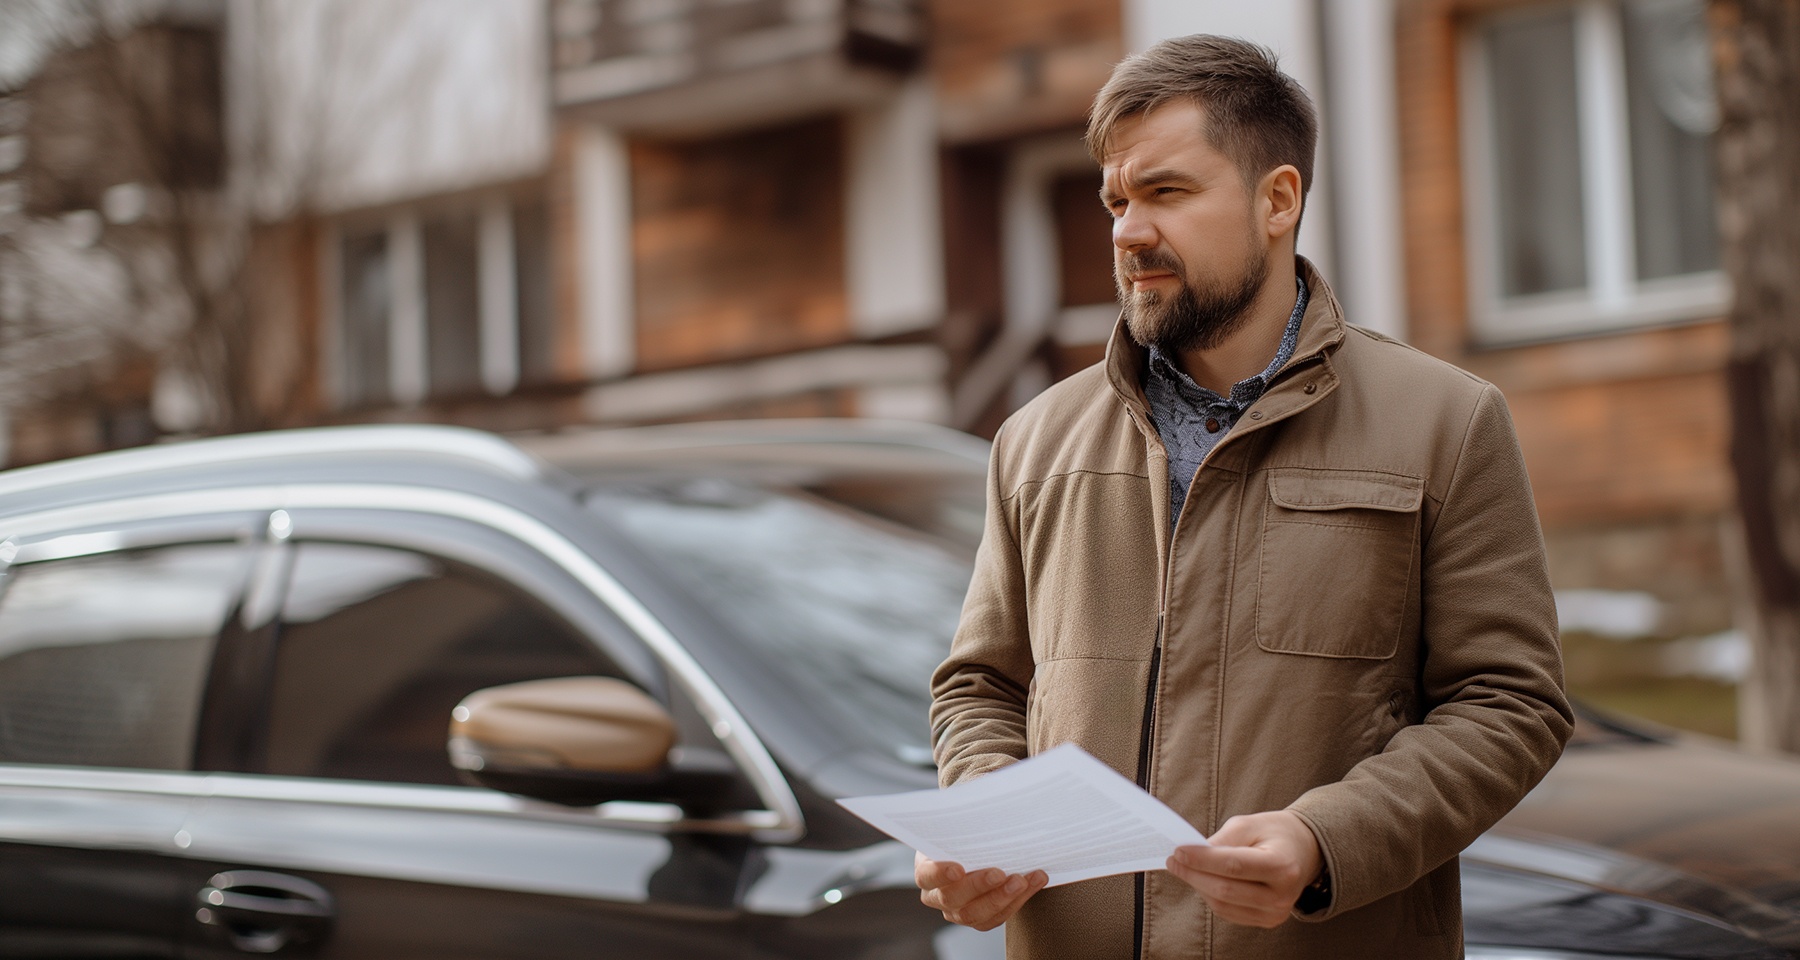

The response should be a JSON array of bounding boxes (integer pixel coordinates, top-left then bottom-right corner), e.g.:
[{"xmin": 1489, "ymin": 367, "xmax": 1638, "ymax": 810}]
[
  {"xmin": 1459, "ymin": 0, "xmax": 1728, "ymax": 345},
  {"xmin": 273, "ymin": 509, "xmax": 665, "ymax": 695},
  {"xmin": 0, "ymin": 485, "xmax": 805, "ymax": 842},
  {"xmin": 326, "ymin": 190, "xmax": 539, "ymax": 410}
]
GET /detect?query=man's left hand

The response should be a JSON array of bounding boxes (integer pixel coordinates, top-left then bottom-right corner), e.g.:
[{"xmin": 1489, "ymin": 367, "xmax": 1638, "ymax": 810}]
[{"xmin": 1165, "ymin": 811, "xmax": 1323, "ymax": 928}]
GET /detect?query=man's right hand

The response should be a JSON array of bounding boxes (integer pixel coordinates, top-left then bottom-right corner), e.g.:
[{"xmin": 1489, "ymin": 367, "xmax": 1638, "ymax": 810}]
[{"xmin": 915, "ymin": 852, "xmax": 1047, "ymax": 931}]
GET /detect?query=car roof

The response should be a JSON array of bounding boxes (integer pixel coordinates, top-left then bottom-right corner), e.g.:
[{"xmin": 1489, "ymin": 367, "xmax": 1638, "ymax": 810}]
[
  {"xmin": 0, "ymin": 420, "xmax": 989, "ymax": 522},
  {"xmin": 0, "ymin": 424, "xmax": 541, "ymax": 496},
  {"xmin": 513, "ymin": 418, "xmax": 989, "ymax": 478}
]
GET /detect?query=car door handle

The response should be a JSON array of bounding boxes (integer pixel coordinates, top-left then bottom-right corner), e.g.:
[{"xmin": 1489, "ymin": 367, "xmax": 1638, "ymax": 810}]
[{"xmin": 196, "ymin": 870, "xmax": 335, "ymax": 954}]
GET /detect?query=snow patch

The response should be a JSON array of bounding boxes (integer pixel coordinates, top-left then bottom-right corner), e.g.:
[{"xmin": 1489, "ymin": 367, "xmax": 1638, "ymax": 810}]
[{"xmin": 1555, "ymin": 589, "xmax": 1663, "ymax": 640}]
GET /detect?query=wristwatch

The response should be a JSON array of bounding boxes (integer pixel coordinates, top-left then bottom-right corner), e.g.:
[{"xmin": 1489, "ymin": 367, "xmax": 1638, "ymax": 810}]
[{"xmin": 1294, "ymin": 864, "xmax": 1332, "ymax": 914}]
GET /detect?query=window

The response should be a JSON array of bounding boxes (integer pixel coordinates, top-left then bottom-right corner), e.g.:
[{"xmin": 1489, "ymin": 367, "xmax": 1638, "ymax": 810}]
[
  {"xmin": 334, "ymin": 191, "xmax": 555, "ymax": 409},
  {"xmin": 339, "ymin": 229, "xmax": 392, "ymax": 407},
  {"xmin": 513, "ymin": 196, "xmax": 557, "ymax": 387},
  {"xmin": 0, "ymin": 542, "xmax": 249, "ymax": 770},
  {"xmin": 1464, "ymin": 0, "xmax": 1724, "ymax": 341},
  {"xmin": 262, "ymin": 542, "xmax": 629, "ymax": 786},
  {"xmin": 586, "ymin": 477, "xmax": 973, "ymax": 765},
  {"xmin": 422, "ymin": 210, "xmax": 483, "ymax": 396}
]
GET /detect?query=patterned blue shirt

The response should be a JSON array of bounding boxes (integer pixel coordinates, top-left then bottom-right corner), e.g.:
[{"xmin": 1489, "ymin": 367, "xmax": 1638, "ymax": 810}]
[{"xmin": 1145, "ymin": 276, "xmax": 1309, "ymax": 528}]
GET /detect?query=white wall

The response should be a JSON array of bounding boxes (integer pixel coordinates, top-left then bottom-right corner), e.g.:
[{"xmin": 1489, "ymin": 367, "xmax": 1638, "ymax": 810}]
[
  {"xmin": 573, "ymin": 124, "xmax": 635, "ymax": 382},
  {"xmin": 227, "ymin": 0, "xmax": 551, "ymax": 216},
  {"xmin": 846, "ymin": 77, "xmax": 947, "ymax": 338},
  {"xmin": 1123, "ymin": 0, "xmax": 1409, "ymax": 337},
  {"xmin": 1317, "ymin": 0, "xmax": 1406, "ymax": 338}
]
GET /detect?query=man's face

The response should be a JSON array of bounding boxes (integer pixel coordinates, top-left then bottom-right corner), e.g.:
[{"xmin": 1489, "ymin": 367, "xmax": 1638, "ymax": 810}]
[{"xmin": 1101, "ymin": 101, "xmax": 1270, "ymax": 355}]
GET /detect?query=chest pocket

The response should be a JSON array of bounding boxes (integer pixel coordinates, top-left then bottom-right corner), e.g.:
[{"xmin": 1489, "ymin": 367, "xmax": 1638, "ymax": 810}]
[{"xmin": 1256, "ymin": 468, "xmax": 1424, "ymax": 659}]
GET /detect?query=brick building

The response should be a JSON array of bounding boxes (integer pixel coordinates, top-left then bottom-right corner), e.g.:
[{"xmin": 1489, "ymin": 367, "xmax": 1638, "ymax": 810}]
[{"xmin": 1, "ymin": 0, "xmax": 1735, "ymax": 638}]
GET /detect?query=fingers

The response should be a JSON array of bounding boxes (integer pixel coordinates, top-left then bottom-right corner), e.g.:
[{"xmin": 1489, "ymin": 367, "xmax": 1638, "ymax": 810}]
[
  {"xmin": 1170, "ymin": 842, "xmax": 1298, "ymax": 887},
  {"xmin": 920, "ymin": 865, "xmax": 1003, "ymax": 911},
  {"xmin": 915, "ymin": 858, "xmax": 1047, "ymax": 931},
  {"xmin": 914, "ymin": 853, "xmax": 966, "ymax": 892},
  {"xmin": 1164, "ymin": 811, "xmax": 1325, "ymax": 930},
  {"xmin": 1165, "ymin": 855, "xmax": 1290, "ymax": 929},
  {"xmin": 942, "ymin": 870, "xmax": 1047, "ymax": 931}
]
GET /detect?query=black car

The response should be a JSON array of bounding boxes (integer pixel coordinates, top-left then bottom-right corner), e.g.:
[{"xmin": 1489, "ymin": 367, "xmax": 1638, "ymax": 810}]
[{"xmin": 0, "ymin": 420, "xmax": 1794, "ymax": 959}]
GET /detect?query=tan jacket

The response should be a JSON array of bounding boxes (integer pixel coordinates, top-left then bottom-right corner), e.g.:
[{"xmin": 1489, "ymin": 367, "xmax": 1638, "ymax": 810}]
[{"xmin": 930, "ymin": 260, "xmax": 1572, "ymax": 960}]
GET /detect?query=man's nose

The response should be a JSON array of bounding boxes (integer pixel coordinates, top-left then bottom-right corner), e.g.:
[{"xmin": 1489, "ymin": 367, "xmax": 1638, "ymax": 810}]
[{"xmin": 1112, "ymin": 206, "xmax": 1157, "ymax": 252}]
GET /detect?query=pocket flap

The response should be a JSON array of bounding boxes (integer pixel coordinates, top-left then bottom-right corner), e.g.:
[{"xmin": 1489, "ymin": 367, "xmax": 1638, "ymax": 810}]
[{"xmin": 1267, "ymin": 469, "xmax": 1424, "ymax": 513}]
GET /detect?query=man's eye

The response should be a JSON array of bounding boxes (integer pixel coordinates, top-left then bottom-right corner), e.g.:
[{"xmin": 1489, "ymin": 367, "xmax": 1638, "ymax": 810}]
[{"xmin": 1154, "ymin": 186, "xmax": 1181, "ymax": 196}]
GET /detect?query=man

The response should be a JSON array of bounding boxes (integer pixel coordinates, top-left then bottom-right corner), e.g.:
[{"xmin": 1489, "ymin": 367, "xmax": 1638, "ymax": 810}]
[{"xmin": 918, "ymin": 35, "xmax": 1572, "ymax": 960}]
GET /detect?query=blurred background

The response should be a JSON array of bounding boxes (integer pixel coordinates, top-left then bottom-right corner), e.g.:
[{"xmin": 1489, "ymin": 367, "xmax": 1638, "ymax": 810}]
[{"xmin": 0, "ymin": 0, "xmax": 1785, "ymax": 746}]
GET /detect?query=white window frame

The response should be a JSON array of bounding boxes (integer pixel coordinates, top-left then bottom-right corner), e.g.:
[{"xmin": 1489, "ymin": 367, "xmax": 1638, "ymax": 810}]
[
  {"xmin": 1459, "ymin": 0, "xmax": 1727, "ymax": 345},
  {"xmin": 325, "ymin": 193, "xmax": 531, "ymax": 409}
]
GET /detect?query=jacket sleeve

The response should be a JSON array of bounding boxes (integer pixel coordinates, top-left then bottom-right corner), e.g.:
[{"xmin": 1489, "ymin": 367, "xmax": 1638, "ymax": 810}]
[
  {"xmin": 1285, "ymin": 383, "xmax": 1574, "ymax": 919},
  {"xmin": 929, "ymin": 425, "xmax": 1036, "ymax": 787}
]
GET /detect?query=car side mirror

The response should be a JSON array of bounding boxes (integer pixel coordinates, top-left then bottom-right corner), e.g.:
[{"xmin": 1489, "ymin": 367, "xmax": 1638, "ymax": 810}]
[{"xmin": 449, "ymin": 676, "xmax": 728, "ymax": 809}]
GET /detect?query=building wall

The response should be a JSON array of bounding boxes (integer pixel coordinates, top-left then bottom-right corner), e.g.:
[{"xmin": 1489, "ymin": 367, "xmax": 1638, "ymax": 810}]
[
  {"xmin": 241, "ymin": 219, "xmax": 326, "ymax": 425},
  {"xmin": 628, "ymin": 118, "xmax": 851, "ymax": 373},
  {"xmin": 930, "ymin": 0, "xmax": 1124, "ymax": 143},
  {"xmin": 1393, "ymin": 0, "xmax": 1734, "ymax": 634},
  {"xmin": 227, "ymin": 0, "xmax": 550, "ymax": 215}
]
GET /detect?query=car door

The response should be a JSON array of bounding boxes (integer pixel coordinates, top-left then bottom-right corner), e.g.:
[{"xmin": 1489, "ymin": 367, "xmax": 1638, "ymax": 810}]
[
  {"xmin": 178, "ymin": 508, "xmax": 769, "ymax": 960},
  {"xmin": 0, "ymin": 514, "xmax": 274, "ymax": 959}
]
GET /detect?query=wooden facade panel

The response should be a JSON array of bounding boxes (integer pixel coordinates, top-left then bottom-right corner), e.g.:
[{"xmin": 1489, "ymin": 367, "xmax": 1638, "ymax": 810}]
[
  {"xmin": 629, "ymin": 118, "xmax": 849, "ymax": 372},
  {"xmin": 549, "ymin": 123, "xmax": 589, "ymax": 384},
  {"xmin": 928, "ymin": 0, "xmax": 1123, "ymax": 141},
  {"xmin": 243, "ymin": 220, "xmax": 325, "ymax": 426}
]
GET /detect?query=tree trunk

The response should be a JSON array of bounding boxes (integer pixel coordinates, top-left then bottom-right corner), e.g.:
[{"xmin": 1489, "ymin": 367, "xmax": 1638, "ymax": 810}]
[{"xmin": 1712, "ymin": 0, "xmax": 1800, "ymax": 752}]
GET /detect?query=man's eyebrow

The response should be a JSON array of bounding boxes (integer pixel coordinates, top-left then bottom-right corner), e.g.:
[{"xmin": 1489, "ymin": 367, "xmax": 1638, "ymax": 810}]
[{"xmin": 1099, "ymin": 168, "xmax": 1204, "ymax": 203}]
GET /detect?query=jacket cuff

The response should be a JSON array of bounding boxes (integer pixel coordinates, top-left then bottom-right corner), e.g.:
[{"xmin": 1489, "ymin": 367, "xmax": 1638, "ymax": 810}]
[{"xmin": 1285, "ymin": 805, "xmax": 1342, "ymax": 923}]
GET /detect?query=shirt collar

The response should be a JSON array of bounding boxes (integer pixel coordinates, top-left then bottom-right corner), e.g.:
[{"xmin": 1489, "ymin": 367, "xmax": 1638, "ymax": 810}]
[{"xmin": 1146, "ymin": 275, "xmax": 1310, "ymax": 406}]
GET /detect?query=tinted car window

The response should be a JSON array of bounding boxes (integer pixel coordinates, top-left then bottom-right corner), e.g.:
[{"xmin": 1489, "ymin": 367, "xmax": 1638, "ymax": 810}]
[
  {"xmin": 264, "ymin": 542, "xmax": 628, "ymax": 786},
  {"xmin": 0, "ymin": 542, "xmax": 248, "ymax": 770},
  {"xmin": 586, "ymin": 478, "xmax": 970, "ymax": 765}
]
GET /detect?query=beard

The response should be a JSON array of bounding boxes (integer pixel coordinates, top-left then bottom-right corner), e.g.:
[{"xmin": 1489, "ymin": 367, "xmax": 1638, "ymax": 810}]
[{"xmin": 1117, "ymin": 243, "xmax": 1270, "ymax": 355}]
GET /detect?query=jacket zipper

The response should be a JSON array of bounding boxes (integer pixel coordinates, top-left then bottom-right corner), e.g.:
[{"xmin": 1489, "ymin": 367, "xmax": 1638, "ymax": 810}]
[
  {"xmin": 1132, "ymin": 612, "xmax": 1164, "ymax": 960},
  {"xmin": 1127, "ymin": 404, "xmax": 1171, "ymax": 960}
]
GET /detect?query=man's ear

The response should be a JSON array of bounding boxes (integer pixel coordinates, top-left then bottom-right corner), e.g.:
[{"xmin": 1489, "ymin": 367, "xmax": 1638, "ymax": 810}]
[{"xmin": 1259, "ymin": 164, "xmax": 1304, "ymax": 241}]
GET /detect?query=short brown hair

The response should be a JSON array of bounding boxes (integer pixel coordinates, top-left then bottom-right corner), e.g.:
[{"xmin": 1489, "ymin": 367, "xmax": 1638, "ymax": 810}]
[{"xmin": 1086, "ymin": 35, "xmax": 1318, "ymax": 200}]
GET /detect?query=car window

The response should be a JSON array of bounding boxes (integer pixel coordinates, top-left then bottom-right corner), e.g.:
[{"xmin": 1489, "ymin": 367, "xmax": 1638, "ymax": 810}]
[
  {"xmin": 585, "ymin": 478, "xmax": 970, "ymax": 766},
  {"xmin": 0, "ymin": 541, "xmax": 250, "ymax": 770},
  {"xmin": 262, "ymin": 541, "xmax": 634, "ymax": 787}
]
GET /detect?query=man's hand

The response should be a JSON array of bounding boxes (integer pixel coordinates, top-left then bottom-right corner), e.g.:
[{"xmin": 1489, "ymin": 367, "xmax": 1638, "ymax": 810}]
[
  {"xmin": 916, "ymin": 852, "xmax": 1048, "ymax": 931},
  {"xmin": 1165, "ymin": 811, "xmax": 1324, "ymax": 928}
]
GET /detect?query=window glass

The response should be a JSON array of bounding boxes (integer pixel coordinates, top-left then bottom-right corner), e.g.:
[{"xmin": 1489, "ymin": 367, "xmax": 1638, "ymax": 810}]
[
  {"xmin": 1622, "ymin": 0, "xmax": 1719, "ymax": 281},
  {"xmin": 264, "ymin": 542, "xmax": 627, "ymax": 786},
  {"xmin": 513, "ymin": 196, "xmax": 557, "ymax": 387},
  {"xmin": 585, "ymin": 478, "xmax": 971, "ymax": 764},
  {"xmin": 1052, "ymin": 169, "xmax": 1117, "ymax": 309},
  {"xmin": 422, "ymin": 211, "xmax": 483, "ymax": 398},
  {"xmin": 1485, "ymin": 8, "xmax": 1589, "ymax": 298},
  {"xmin": 339, "ymin": 229, "xmax": 391, "ymax": 408},
  {"xmin": 0, "ymin": 542, "xmax": 247, "ymax": 769}
]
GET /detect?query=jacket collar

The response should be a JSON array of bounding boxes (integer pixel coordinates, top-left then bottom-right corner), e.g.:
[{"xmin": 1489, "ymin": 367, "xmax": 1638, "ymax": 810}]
[{"xmin": 1104, "ymin": 256, "xmax": 1348, "ymax": 431}]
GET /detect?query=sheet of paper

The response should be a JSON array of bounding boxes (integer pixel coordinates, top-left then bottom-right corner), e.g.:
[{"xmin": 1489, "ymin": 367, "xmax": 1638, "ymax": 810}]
[{"xmin": 838, "ymin": 743, "xmax": 1208, "ymax": 887}]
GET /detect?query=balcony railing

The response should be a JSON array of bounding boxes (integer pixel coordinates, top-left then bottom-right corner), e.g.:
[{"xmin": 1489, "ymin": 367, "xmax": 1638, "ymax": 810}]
[{"xmin": 552, "ymin": 0, "xmax": 925, "ymax": 133}]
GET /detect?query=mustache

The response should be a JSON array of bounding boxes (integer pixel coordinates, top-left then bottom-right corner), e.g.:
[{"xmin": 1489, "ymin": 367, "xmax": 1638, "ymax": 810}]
[{"xmin": 1118, "ymin": 248, "xmax": 1185, "ymax": 280}]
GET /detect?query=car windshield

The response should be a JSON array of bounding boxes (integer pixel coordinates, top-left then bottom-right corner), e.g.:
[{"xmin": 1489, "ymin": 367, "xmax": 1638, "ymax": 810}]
[{"xmin": 583, "ymin": 473, "xmax": 980, "ymax": 766}]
